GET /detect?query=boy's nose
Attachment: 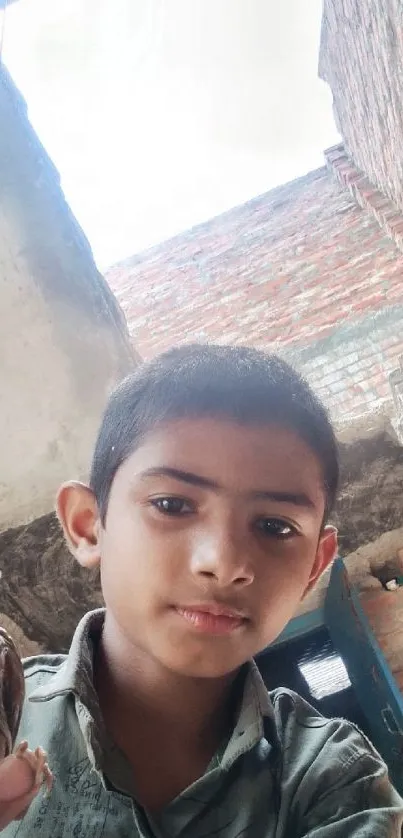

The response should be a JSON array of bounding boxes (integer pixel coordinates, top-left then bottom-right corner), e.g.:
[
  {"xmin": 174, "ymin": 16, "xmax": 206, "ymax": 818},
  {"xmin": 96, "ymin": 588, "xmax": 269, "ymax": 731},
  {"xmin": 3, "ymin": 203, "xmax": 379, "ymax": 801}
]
[{"xmin": 189, "ymin": 531, "xmax": 255, "ymax": 588}]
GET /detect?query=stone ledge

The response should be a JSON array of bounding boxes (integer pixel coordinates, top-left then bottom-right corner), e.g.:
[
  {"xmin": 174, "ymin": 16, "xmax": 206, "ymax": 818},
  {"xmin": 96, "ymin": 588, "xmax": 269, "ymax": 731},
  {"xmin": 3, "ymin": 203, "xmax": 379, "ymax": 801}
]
[
  {"xmin": 325, "ymin": 143, "xmax": 403, "ymax": 257},
  {"xmin": 0, "ymin": 512, "xmax": 103, "ymax": 653}
]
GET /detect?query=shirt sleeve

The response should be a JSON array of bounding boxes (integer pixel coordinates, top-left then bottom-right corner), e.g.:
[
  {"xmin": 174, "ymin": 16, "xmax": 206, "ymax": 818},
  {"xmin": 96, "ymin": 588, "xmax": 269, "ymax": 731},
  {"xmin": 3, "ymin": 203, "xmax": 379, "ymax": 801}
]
[
  {"xmin": 272, "ymin": 690, "xmax": 403, "ymax": 837},
  {"xmin": 294, "ymin": 721, "xmax": 403, "ymax": 837},
  {"xmin": 298, "ymin": 756, "xmax": 403, "ymax": 836}
]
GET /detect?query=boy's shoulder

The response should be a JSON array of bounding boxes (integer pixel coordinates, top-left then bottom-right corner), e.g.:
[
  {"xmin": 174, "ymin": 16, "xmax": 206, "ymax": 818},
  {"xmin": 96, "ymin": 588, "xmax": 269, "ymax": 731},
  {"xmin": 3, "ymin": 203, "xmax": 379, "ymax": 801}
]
[
  {"xmin": 268, "ymin": 687, "xmax": 398, "ymax": 797},
  {"xmin": 269, "ymin": 684, "xmax": 372, "ymax": 759},
  {"xmin": 21, "ymin": 609, "xmax": 105, "ymax": 699}
]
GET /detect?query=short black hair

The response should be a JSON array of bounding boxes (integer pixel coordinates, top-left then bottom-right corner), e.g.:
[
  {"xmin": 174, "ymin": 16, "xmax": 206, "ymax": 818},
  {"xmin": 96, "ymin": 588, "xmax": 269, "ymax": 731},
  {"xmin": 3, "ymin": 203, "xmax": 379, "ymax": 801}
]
[{"xmin": 90, "ymin": 344, "xmax": 339, "ymax": 523}]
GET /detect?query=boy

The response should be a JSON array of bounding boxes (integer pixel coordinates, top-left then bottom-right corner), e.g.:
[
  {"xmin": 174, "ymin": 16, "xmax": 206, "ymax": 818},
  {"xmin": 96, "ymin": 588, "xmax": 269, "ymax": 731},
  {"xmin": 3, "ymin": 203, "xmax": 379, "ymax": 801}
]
[{"xmin": 2, "ymin": 344, "xmax": 403, "ymax": 835}]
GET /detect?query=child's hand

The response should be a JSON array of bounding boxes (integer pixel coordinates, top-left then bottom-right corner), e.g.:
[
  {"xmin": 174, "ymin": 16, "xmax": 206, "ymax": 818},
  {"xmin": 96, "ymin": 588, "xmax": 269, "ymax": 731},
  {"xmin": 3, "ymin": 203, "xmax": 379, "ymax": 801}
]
[
  {"xmin": 0, "ymin": 740, "xmax": 53, "ymax": 830},
  {"xmin": 0, "ymin": 627, "xmax": 52, "ymax": 828}
]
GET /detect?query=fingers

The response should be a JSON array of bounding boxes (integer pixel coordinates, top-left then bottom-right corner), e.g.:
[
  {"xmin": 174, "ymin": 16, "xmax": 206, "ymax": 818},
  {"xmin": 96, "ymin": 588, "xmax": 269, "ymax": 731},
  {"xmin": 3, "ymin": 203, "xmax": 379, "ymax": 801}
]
[
  {"xmin": 0, "ymin": 742, "xmax": 53, "ymax": 830},
  {"xmin": 13, "ymin": 741, "xmax": 29, "ymax": 760},
  {"xmin": 33, "ymin": 748, "xmax": 46, "ymax": 788},
  {"xmin": 43, "ymin": 762, "xmax": 53, "ymax": 794},
  {"xmin": 32, "ymin": 748, "xmax": 53, "ymax": 794},
  {"xmin": 15, "ymin": 741, "xmax": 53, "ymax": 794}
]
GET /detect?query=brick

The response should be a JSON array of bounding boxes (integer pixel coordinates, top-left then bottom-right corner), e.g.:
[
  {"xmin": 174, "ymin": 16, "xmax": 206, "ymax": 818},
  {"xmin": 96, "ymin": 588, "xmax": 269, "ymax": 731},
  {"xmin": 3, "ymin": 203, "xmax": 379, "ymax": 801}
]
[
  {"xmin": 394, "ymin": 670, "xmax": 403, "ymax": 692},
  {"xmin": 105, "ymin": 163, "xmax": 403, "ymax": 423},
  {"xmin": 321, "ymin": 0, "xmax": 403, "ymax": 223}
]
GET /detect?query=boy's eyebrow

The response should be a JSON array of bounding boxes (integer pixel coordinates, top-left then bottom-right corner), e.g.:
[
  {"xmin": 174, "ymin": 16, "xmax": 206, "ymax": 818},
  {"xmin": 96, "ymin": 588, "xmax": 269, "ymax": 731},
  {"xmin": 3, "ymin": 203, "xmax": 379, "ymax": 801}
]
[{"xmin": 138, "ymin": 467, "xmax": 316, "ymax": 508}]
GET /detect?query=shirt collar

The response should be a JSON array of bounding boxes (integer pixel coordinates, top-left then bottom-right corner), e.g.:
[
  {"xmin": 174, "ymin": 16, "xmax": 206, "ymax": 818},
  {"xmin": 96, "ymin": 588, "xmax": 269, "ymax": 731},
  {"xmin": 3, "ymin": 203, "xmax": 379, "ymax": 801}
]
[
  {"xmin": 30, "ymin": 608, "xmax": 105, "ymax": 707},
  {"xmin": 220, "ymin": 658, "xmax": 280, "ymax": 769}
]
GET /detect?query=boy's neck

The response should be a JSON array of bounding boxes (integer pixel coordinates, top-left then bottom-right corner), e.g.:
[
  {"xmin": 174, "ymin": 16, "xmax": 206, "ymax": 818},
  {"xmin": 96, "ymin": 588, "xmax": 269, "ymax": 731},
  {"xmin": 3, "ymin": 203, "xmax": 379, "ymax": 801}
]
[{"xmin": 94, "ymin": 613, "xmax": 240, "ymax": 754}]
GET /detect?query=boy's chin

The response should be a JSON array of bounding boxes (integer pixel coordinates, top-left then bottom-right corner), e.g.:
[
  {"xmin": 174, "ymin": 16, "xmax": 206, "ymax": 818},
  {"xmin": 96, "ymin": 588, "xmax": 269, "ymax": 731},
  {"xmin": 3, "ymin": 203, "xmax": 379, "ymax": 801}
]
[{"xmin": 159, "ymin": 648, "xmax": 249, "ymax": 680}]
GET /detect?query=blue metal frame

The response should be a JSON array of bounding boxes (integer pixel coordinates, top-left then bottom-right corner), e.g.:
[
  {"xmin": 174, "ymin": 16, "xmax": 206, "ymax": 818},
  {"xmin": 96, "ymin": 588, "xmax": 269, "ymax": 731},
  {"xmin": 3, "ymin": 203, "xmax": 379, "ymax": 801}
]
[
  {"xmin": 325, "ymin": 557, "xmax": 403, "ymax": 792},
  {"xmin": 333, "ymin": 558, "xmax": 403, "ymax": 714}
]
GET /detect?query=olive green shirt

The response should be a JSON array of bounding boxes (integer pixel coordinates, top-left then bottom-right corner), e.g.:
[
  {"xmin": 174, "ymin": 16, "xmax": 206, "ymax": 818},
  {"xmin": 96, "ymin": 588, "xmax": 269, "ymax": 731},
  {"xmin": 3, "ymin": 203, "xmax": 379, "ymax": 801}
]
[{"xmin": 4, "ymin": 609, "xmax": 403, "ymax": 836}]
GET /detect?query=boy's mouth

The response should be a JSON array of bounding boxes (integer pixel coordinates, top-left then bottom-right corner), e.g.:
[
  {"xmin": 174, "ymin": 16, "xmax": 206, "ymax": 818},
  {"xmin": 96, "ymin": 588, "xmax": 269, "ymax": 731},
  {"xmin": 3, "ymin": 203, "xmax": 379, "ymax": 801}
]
[{"xmin": 173, "ymin": 603, "xmax": 248, "ymax": 635}]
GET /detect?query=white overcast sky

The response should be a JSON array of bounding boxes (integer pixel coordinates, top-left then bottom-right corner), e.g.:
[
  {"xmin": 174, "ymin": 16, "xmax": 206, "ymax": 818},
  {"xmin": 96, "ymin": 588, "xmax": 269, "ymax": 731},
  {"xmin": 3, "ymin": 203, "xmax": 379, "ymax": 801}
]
[{"xmin": 2, "ymin": 0, "xmax": 339, "ymax": 269}]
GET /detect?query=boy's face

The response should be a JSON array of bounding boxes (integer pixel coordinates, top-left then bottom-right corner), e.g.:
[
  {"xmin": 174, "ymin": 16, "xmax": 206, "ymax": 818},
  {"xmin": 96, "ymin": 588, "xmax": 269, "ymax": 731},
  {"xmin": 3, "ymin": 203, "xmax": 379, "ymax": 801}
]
[{"xmin": 59, "ymin": 418, "xmax": 337, "ymax": 679}]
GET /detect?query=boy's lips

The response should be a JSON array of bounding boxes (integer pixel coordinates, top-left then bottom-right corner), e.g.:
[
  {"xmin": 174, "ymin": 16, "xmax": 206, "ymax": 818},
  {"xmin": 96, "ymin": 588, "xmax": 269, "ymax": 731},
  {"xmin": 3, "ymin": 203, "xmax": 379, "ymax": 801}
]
[{"xmin": 173, "ymin": 602, "xmax": 249, "ymax": 635}]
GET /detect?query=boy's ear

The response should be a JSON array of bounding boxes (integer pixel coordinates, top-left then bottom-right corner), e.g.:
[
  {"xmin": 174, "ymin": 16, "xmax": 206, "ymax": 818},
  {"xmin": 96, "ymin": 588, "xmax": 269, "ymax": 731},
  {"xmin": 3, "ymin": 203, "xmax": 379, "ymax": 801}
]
[
  {"xmin": 56, "ymin": 482, "xmax": 102, "ymax": 569},
  {"xmin": 302, "ymin": 525, "xmax": 338, "ymax": 598}
]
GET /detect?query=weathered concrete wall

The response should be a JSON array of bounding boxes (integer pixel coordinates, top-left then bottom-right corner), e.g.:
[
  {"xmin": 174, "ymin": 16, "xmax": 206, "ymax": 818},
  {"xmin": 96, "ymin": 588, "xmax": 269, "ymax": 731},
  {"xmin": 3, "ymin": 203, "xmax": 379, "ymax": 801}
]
[
  {"xmin": 106, "ymin": 166, "xmax": 403, "ymax": 421},
  {"xmin": 0, "ymin": 66, "xmax": 136, "ymax": 530},
  {"xmin": 0, "ymin": 66, "xmax": 137, "ymax": 653},
  {"xmin": 319, "ymin": 0, "xmax": 403, "ymax": 213},
  {"xmin": 0, "ymin": 512, "xmax": 103, "ymax": 655}
]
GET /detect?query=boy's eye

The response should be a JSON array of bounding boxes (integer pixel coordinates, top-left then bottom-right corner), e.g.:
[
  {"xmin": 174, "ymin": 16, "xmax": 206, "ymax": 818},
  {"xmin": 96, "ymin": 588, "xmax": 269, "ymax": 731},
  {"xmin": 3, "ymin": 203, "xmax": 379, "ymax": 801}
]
[
  {"xmin": 255, "ymin": 517, "xmax": 296, "ymax": 538},
  {"xmin": 150, "ymin": 497, "xmax": 194, "ymax": 516}
]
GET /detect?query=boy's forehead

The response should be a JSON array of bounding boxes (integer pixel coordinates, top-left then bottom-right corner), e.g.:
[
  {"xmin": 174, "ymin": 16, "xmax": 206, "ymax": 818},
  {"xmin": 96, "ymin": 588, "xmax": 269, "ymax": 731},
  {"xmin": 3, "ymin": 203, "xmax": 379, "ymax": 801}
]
[{"xmin": 118, "ymin": 417, "xmax": 325, "ymax": 507}]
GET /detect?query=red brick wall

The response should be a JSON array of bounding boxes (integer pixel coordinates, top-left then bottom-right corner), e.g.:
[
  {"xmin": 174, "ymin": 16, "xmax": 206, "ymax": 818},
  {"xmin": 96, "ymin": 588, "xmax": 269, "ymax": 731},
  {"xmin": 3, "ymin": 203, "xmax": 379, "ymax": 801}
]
[
  {"xmin": 106, "ymin": 165, "xmax": 403, "ymax": 421},
  {"xmin": 320, "ymin": 0, "xmax": 403, "ymax": 213}
]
